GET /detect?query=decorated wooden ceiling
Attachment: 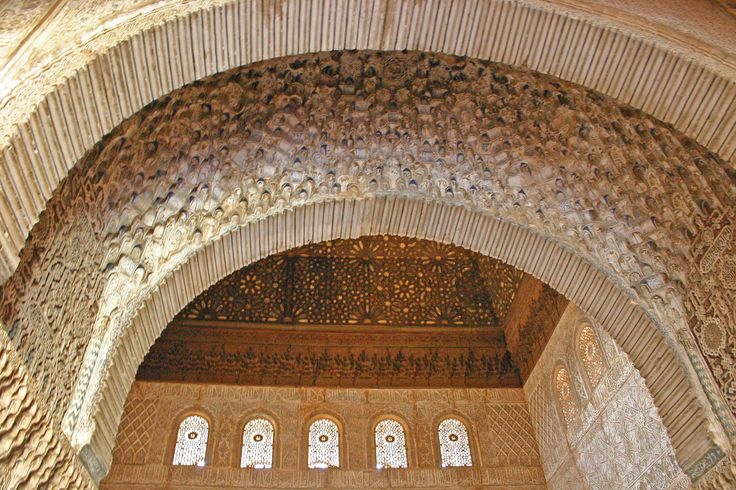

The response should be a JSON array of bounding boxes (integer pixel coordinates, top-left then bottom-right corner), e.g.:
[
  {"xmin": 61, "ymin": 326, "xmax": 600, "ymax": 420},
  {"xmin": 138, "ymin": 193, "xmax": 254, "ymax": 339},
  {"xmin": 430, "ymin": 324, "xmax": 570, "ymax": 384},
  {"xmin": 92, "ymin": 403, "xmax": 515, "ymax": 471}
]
[
  {"xmin": 177, "ymin": 236, "xmax": 523, "ymax": 327},
  {"xmin": 138, "ymin": 237, "xmax": 568, "ymax": 387}
]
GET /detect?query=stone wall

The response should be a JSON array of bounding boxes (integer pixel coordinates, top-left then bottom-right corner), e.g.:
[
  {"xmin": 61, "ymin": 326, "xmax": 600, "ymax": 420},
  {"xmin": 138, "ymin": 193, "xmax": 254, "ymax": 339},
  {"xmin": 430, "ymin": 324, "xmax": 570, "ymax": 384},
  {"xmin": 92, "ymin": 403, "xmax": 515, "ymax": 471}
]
[
  {"xmin": 102, "ymin": 383, "xmax": 545, "ymax": 488},
  {"xmin": 524, "ymin": 304, "xmax": 690, "ymax": 489}
]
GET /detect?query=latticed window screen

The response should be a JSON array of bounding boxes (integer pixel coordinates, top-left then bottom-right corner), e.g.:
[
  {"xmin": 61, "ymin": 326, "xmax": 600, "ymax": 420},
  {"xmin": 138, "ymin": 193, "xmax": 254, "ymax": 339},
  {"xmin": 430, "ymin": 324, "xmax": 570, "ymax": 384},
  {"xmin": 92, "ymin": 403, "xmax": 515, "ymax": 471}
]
[
  {"xmin": 577, "ymin": 325, "xmax": 606, "ymax": 388},
  {"xmin": 554, "ymin": 365, "xmax": 578, "ymax": 424},
  {"xmin": 307, "ymin": 419, "xmax": 340, "ymax": 468},
  {"xmin": 241, "ymin": 418, "xmax": 274, "ymax": 468},
  {"xmin": 374, "ymin": 419, "xmax": 408, "ymax": 468},
  {"xmin": 172, "ymin": 415, "xmax": 209, "ymax": 466},
  {"xmin": 438, "ymin": 418, "xmax": 472, "ymax": 467}
]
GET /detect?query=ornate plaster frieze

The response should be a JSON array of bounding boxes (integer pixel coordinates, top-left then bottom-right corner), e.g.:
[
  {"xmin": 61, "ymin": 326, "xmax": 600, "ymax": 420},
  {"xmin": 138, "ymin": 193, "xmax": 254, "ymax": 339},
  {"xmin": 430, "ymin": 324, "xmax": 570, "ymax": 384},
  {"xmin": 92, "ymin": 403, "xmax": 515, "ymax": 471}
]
[
  {"xmin": 139, "ymin": 322, "xmax": 521, "ymax": 388},
  {"xmin": 0, "ymin": 51, "xmax": 733, "ymax": 481},
  {"xmin": 1, "ymin": 0, "xmax": 736, "ymax": 282}
]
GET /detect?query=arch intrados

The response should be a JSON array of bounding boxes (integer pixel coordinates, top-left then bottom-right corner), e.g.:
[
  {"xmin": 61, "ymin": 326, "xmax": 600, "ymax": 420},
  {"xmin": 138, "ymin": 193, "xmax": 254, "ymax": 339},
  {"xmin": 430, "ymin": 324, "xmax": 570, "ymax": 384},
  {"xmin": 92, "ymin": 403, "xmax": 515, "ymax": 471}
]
[
  {"xmin": 83, "ymin": 196, "xmax": 725, "ymax": 483},
  {"xmin": 1, "ymin": 0, "xmax": 735, "ymax": 282}
]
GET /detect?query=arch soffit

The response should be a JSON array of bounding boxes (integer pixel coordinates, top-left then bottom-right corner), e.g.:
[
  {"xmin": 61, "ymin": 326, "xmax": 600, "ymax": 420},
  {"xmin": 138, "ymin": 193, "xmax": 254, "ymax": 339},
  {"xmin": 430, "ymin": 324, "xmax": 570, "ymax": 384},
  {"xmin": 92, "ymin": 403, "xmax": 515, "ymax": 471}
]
[
  {"xmin": 84, "ymin": 196, "xmax": 727, "ymax": 482},
  {"xmin": 1, "ymin": 0, "xmax": 736, "ymax": 280}
]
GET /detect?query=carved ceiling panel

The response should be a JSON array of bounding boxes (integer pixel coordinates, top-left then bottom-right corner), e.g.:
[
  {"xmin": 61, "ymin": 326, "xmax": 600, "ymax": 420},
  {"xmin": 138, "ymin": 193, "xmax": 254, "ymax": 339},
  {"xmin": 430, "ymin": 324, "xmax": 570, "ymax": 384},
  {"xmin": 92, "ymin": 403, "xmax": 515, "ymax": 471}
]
[
  {"xmin": 139, "ymin": 237, "xmax": 528, "ymax": 388},
  {"xmin": 177, "ymin": 236, "xmax": 524, "ymax": 327}
]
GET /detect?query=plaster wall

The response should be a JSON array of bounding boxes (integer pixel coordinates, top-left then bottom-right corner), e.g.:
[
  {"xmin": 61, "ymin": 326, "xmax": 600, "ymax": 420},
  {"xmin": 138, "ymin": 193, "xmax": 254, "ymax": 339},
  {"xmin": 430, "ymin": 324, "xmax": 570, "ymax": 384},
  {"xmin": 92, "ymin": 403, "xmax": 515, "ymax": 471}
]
[
  {"xmin": 524, "ymin": 304, "xmax": 690, "ymax": 489},
  {"xmin": 102, "ymin": 383, "xmax": 545, "ymax": 489}
]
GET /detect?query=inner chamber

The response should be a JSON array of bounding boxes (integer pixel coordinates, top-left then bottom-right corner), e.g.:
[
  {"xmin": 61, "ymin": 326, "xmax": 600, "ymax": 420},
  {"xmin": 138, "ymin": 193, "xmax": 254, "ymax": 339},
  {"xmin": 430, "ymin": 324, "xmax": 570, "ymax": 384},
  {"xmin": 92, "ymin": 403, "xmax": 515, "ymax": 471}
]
[{"xmin": 102, "ymin": 236, "xmax": 687, "ymax": 488}]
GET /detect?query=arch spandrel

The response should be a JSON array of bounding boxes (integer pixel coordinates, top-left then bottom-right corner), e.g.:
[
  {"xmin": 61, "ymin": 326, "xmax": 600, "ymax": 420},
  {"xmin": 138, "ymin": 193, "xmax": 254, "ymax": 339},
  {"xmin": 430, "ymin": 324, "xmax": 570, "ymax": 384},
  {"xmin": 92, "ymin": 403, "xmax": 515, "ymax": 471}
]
[
  {"xmin": 0, "ymin": 51, "xmax": 733, "ymax": 482},
  {"xmin": 1, "ymin": 0, "xmax": 736, "ymax": 283}
]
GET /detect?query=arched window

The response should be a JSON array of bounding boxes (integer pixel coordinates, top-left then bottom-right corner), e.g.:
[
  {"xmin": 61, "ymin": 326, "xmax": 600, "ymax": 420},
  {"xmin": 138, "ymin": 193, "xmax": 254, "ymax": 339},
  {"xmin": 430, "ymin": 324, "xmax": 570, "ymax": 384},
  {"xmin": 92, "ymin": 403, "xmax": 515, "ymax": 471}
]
[
  {"xmin": 241, "ymin": 418, "xmax": 274, "ymax": 468},
  {"xmin": 438, "ymin": 418, "xmax": 472, "ymax": 467},
  {"xmin": 554, "ymin": 365, "xmax": 578, "ymax": 425},
  {"xmin": 577, "ymin": 325, "xmax": 606, "ymax": 388},
  {"xmin": 374, "ymin": 419, "xmax": 408, "ymax": 469},
  {"xmin": 307, "ymin": 418, "xmax": 340, "ymax": 468},
  {"xmin": 172, "ymin": 415, "xmax": 209, "ymax": 466}
]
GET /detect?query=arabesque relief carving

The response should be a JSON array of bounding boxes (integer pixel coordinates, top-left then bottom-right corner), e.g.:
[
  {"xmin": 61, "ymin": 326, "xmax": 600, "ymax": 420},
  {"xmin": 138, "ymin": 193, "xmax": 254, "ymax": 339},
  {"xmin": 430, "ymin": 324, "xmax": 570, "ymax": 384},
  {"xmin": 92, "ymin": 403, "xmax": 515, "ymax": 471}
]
[
  {"xmin": 102, "ymin": 382, "xmax": 545, "ymax": 488},
  {"xmin": 0, "ymin": 329, "xmax": 94, "ymax": 489},
  {"xmin": 177, "ymin": 236, "xmax": 523, "ymax": 327},
  {"xmin": 525, "ymin": 305, "xmax": 691, "ymax": 490},
  {"xmin": 688, "ymin": 209, "xmax": 736, "ymax": 409},
  {"xmin": 0, "ymin": 51, "xmax": 733, "ymax": 477}
]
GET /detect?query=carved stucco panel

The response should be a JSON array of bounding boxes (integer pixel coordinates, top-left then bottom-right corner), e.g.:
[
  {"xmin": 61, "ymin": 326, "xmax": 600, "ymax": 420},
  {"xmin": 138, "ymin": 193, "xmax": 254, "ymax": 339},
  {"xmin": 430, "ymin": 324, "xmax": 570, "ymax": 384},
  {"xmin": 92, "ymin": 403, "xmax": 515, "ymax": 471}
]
[
  {"xmin": 547, "ymin": 455, "xmax": 585, "ymax": 490},
  {"xmin": 574, "ymin": 375, "xmax": 679, "ymax": 489},
  {"xmin": 105, "ymin": 384, "xmax": 545, "ymax": 488},
  {"xmin": 525, "ymin": 304, "xmax": 690, "ymax": 489},
  {"xmin": 527, "ymin": 377, "xmax": 568, "ymax": 478},
  {"xmin": 0, "ymin": 329, "xmax": 95, "ymax": 489},
  {"xmin": 688, "ymin": 209, "xmax": 736, "ymax": 410}
]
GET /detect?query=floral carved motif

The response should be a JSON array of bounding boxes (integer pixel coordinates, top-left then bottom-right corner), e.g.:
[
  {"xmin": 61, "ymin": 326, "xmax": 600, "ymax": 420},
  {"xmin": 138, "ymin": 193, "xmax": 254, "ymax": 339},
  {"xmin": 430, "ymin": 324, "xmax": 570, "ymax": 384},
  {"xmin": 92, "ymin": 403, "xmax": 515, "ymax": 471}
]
[
  {"xmin": 177, "ymin": 236, "xmax": 522, "ymax": 327},
  {"xmin": 688, "ymin": 209, "xmax": 736, "ymax": 408}
]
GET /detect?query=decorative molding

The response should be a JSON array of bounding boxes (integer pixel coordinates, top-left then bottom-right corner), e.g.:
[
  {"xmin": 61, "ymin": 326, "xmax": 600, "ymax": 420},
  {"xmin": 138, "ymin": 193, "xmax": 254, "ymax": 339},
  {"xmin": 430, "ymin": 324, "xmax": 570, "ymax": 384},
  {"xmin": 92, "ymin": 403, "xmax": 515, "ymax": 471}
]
[{"xmin": 138, "ymin": 322, "xmax": 520, "ymax": 388}]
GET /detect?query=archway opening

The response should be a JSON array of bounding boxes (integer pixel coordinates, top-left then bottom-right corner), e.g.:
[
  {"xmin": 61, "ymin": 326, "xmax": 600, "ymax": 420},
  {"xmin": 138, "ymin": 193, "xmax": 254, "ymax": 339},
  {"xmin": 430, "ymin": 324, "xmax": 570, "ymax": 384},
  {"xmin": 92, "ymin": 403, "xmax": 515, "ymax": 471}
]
[{"xmin": 102, "ymin": 236, "xmax": 688, "ymax": 488}]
